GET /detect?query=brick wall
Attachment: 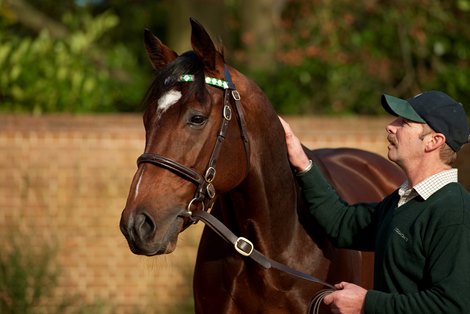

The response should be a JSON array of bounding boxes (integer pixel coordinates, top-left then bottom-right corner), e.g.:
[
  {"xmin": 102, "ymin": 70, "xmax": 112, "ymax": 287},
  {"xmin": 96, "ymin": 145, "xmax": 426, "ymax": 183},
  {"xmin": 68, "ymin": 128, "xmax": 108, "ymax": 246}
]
[
  {"xmin": 0, "ymin": 115, "xmax": 202, "ymax": 314},
  {"xmin": 0, "ymin": 114, "xmax": 468, "ymax": 313}
]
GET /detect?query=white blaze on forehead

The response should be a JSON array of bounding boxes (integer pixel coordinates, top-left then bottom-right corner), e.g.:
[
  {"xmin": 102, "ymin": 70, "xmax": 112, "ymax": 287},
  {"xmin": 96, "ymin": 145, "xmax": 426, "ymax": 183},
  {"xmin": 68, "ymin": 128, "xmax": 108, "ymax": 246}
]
[{"xmin": 157, "ymin": 89, "xmax": 182, "ymax": 115}]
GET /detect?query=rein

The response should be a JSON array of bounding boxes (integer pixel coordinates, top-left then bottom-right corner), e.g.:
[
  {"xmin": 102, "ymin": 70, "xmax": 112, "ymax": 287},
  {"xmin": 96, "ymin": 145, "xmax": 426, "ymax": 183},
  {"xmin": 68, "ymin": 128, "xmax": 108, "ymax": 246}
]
[
  {"xmin": 137, "ymin": 65, "xmax": 336, "ymax": 291},
  {"xmin": 193, "ymin": 210, "xmax": 335, "ymax": 290}
]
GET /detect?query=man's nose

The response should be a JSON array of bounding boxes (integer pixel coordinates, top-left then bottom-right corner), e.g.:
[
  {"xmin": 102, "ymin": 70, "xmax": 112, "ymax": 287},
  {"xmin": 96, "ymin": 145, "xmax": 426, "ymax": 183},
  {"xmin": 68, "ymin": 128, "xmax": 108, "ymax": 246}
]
[{"xmin": 385, "ymin": 118, "xmax": 399, "ymax": 134}]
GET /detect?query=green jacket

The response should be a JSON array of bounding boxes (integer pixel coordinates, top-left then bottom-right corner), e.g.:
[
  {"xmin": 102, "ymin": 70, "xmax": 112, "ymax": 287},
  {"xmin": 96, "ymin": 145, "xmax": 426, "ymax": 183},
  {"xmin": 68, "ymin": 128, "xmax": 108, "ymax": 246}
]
[{"xmin": 298, "ymin": 163, "xmax": 470, "ymax": 313}]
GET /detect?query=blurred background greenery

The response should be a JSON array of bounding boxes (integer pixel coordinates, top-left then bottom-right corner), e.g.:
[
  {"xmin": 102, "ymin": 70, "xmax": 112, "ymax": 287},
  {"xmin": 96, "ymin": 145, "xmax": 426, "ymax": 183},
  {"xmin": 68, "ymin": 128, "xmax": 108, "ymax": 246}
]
[{"xmin": 0, "ymin": 0, "xmax": 469, "ymax": 114}]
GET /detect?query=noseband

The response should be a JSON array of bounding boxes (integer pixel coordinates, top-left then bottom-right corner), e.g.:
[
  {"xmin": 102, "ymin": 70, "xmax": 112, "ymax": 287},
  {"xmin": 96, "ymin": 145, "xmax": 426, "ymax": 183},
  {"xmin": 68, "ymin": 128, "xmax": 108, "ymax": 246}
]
[{"xmin": 137, "ymin": 65, "xmax": 250, "ymax": 222}]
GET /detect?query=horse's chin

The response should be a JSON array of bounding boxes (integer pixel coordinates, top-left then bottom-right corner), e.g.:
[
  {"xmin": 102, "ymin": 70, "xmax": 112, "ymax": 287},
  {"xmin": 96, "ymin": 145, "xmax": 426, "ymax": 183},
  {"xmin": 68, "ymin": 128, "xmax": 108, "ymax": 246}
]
[
  {"xmin": 129, "ymin": 241, "xmax": 177, "ymax": 256},
  {"xmin": 127, "ymin": 239, "xmax": 178, "ymax": 256}
]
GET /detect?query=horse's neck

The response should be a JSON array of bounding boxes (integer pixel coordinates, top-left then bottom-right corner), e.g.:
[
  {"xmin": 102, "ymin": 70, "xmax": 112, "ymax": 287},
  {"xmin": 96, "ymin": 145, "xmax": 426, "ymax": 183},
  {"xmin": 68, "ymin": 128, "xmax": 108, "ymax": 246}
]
[
  {"xmin": 225, "ymin": 124, "xmax": 301, "ymax": 257},
  {"xmin": 215, "ymin": 77, "xmax": 304, "ymax": 255},
  {"xmin": 240, "ymin": 163, "xmax": 298, "ymax": 224}
]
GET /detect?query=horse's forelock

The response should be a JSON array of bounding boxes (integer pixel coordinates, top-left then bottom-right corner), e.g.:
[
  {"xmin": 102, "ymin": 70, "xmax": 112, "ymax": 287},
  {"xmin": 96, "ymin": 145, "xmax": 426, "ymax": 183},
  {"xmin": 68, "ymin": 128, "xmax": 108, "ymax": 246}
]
[{"xmin": 144, "ymin": 51, "xmax": 209, "ymax": 112}]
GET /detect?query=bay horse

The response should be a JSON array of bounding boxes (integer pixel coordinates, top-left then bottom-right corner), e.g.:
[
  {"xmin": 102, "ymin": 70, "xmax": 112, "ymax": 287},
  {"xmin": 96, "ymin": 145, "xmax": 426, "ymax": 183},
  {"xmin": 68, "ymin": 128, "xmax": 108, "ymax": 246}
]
[{"xmin": 120, "ymin": 18, "xmax": 405, "ymax": 313}]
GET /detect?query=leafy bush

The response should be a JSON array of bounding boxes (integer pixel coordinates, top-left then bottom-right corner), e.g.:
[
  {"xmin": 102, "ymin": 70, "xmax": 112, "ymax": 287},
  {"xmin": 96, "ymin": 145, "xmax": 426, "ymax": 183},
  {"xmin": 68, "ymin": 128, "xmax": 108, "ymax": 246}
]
[
  {"xmin": 2, "ymin": 1, "xmax": 469, "ymax": 115},
  {"xmin": 0, "ymin": 234, "xmax": 58, "ymax": 313},
  {"xmin": 0, "ymin": 11, "xmax": 147, "ymax": 113},
  {"xmin": 248, "ymin": 0, "xmax": 470, "ymax": 115},
  {"xmin": 0, "ymin": 229, "xmax": 109, "ymax": 314}
]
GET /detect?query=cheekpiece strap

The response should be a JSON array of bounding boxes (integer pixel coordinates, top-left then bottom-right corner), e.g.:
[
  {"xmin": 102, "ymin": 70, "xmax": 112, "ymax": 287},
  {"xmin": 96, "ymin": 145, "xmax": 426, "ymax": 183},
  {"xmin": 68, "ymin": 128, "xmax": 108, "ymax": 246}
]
[{"xmin": 223, "ymin": 65, "xmax": 236, "ymax": 90}]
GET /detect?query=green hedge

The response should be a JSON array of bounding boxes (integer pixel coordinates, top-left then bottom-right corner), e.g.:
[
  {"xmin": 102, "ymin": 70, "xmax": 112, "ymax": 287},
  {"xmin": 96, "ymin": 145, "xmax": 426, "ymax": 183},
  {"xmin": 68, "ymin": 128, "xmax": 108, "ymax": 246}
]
[
  {"xmin": 0, "ymin": 11, "xmax": 146, "ymax": 113},
  {"xmin": 249, "ymin": 0, "xmax": 470, "ymax": 115}
]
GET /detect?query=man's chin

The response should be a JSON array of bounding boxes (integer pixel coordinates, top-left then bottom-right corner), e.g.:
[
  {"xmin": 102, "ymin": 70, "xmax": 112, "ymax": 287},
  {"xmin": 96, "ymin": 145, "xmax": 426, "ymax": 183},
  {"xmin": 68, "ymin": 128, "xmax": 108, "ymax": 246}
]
[{"xmin": 387, "ymin": 150, "xmax": 396, "ymax": 162}]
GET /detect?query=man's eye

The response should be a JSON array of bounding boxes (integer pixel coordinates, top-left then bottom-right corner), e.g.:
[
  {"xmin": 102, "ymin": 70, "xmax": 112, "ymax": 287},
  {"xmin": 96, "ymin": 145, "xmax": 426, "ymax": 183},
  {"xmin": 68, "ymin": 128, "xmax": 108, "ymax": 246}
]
[{"xmin": 401, "ymin": 118, "xmax": 410, "ymax": 126}]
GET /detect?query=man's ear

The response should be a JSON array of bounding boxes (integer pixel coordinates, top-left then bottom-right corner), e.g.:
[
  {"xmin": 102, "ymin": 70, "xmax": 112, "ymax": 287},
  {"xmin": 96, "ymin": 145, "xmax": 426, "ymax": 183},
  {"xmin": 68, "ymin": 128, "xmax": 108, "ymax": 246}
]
[{"xmin": 425, "ymin": 133, "xmax": 447, "ymax": 152}]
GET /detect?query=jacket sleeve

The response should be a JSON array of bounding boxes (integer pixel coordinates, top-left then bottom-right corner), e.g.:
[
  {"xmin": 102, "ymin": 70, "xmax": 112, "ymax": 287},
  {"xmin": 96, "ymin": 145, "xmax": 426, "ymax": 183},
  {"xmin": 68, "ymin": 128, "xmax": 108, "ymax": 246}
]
[{"xmin": 297, "ymin": 162, "xmax": 380, "ymax": 251}]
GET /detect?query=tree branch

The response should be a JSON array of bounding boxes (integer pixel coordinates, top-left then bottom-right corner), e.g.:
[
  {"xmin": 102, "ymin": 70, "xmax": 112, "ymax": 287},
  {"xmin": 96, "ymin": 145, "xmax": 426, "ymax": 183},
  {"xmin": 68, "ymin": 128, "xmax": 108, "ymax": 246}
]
[{"xmin": 4, "ymin": 0, "xmax": 69, "ymax": 39}]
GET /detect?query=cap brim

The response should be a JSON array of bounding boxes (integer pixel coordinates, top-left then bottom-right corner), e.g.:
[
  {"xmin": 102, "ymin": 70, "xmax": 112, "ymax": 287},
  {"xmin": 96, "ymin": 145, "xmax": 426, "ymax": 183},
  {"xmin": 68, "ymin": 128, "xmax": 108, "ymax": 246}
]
[{"xmin": 381, "ymin": 94, "xmax": 426, "ymax": 123}]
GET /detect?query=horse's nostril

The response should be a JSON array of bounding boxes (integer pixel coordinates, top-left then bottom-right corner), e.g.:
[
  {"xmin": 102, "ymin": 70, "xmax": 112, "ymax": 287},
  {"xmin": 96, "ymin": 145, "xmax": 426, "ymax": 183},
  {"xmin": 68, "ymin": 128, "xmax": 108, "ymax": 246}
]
[{"xmin": 134, "ymin": 211, "xmax": 156, "ymax": 240}]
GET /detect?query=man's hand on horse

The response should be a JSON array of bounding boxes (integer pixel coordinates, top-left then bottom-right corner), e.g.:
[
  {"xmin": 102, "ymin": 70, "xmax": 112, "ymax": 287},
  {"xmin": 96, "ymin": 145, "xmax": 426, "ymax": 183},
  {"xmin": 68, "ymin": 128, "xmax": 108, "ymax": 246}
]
[{"xmin": 278, "ymin": 116, "xmax": 311, "ymax": 172}]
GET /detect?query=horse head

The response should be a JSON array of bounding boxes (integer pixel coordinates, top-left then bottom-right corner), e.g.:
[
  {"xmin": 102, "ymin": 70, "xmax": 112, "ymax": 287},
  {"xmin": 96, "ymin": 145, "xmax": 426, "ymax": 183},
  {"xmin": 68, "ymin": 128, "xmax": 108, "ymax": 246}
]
[{"xmin": 120, "ymin": 18, "xmax": 252, "ymax": 256}]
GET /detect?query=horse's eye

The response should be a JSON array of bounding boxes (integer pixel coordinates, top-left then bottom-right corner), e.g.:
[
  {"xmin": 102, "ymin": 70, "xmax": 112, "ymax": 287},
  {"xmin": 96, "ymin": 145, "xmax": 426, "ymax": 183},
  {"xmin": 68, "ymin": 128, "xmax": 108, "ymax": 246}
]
[{"xmin": 189, "ymin": 115, "xmax": 207, "ymax": 126}]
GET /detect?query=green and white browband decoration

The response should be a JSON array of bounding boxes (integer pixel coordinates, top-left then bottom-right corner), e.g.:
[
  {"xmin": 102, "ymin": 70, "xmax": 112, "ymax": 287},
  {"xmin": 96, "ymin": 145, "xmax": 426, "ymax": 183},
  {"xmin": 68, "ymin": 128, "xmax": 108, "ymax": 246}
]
[{"xmin": 178, "ymin": 74, "xmax": 230, "ymax": 89}]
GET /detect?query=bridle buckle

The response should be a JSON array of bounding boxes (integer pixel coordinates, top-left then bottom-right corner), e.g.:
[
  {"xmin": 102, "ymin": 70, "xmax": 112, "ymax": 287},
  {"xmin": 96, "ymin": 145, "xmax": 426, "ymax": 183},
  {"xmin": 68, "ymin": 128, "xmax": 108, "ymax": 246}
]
[
  {"xmin": 234, "ymin": 237, "xmax": 254, "ymax": 256},
  {"xmin": 232, "ymin": 90, "xmax": 240, "ymax": 101},
  {"xmin": 223, "ymin": 105, "xmax": 232, "ymax": 120},
  {"xmin": 204, "ymin": 167, "xmax": 216, "ymax": 182},
  {"xmin": 206, "ymin": 183, "xmax": 216, "ymax": 199}
]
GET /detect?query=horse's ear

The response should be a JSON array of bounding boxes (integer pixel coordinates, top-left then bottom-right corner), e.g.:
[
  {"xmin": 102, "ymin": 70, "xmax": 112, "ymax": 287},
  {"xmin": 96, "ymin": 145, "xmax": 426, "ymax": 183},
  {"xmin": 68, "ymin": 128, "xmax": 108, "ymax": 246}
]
[
  {"xmin": 144, "ymin": 29, "xmax": 178, "ymax": 70},
  {"xmin": 189, "ymin": 18, "xmax": 218, "ymax": 70}
]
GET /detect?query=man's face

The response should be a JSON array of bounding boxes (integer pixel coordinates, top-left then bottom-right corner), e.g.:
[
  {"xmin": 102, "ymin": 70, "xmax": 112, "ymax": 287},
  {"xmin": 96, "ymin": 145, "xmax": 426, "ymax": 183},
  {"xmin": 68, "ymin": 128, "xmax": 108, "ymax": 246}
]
[{"xmin": 385, "ymin": 117, "xmax": 429, "ymax": 168}]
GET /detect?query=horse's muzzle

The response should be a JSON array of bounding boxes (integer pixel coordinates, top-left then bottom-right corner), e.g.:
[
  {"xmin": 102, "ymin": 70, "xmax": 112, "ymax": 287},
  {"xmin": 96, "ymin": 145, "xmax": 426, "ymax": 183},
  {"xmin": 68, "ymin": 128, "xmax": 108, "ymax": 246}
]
[
  {"xmin": 120, "ymin": 209, "xmax": 182, "ymax": 256},
  {"xmin": 120, "ymin": 210, "xmax": 159, "ymax": 255}
]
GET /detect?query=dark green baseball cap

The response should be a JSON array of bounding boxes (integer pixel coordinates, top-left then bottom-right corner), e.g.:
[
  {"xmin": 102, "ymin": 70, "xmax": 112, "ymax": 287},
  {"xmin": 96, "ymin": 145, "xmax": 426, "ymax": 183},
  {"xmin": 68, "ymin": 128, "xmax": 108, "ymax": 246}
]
[{"xmin": 381, "ymin": 91, "xmax": 470, "ymax": 152}]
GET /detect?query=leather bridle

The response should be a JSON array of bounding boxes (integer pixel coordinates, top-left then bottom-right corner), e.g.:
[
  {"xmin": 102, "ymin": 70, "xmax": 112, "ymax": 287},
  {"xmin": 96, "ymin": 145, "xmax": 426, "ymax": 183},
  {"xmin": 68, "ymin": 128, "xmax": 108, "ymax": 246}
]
[
  {"xmin": 136, "ymin": 65, "xmax": 336, "ymax": 292},
  {"xmin": 137, "ymin": 65, "xmax": 250, "ymax": 223}
]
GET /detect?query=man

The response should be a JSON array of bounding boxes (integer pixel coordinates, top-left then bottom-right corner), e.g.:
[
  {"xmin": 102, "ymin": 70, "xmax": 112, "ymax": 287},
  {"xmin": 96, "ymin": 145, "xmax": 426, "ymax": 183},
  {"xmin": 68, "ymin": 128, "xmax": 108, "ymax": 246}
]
[{"xmin": 280, "ymin": 91, "xmax": 470, "ymax": 313}]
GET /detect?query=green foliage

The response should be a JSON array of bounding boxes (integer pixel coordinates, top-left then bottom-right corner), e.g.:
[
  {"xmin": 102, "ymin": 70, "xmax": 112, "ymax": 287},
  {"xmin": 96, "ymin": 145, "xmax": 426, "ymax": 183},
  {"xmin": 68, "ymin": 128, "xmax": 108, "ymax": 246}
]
[
  {"xmin": 0, "ymin": 11, "xmax": 147, "ymax": 113},
  {"xmin": 0, "ymin": 235, "xmax": 58, "ymax": 313},
  {"xmin": 2, "ymin": 0, "xmax": 470, "ymax": 114},
  {"xmin": 0, "ymin": 229, "xmax": 110, "ymax": 314},
  {"xmin": 249, "ymin": 0, "xmax": 470, "ymax": 115}
]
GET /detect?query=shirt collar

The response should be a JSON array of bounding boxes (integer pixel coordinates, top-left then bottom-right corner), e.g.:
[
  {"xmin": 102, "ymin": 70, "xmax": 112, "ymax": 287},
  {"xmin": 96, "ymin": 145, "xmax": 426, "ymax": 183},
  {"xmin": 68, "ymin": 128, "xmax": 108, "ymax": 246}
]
[{"xmin": 399, "ymin": 168, "xmax": 458, "ymax": 201}]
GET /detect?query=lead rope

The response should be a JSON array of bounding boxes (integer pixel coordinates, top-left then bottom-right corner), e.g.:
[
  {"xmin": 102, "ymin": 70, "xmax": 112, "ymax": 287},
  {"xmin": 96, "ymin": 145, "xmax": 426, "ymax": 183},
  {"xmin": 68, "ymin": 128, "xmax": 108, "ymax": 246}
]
[
  {"xmin": 307, "ymin": 289, "xmax": 335, "ymax": 314},
  {"xmin": 191, "ymin": 210, "xmax": 337, "ymax": 289},
  {"xmin": 190, "ymin": 210, "xmax": 337, "ymax": 313}
]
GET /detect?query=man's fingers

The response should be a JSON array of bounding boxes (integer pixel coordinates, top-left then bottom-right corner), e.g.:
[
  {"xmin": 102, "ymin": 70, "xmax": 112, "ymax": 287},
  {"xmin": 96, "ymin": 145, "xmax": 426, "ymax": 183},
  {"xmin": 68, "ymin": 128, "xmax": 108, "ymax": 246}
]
[
  {"xmin": 335, "ymin": 282, "xmax": 346, "ymax": 290},
  {"xmin": 323, "ymin": 292, "xmax": 334, "ymax": 305},
  {"xmin": 279, "ymin": 116, "xmax": 296, "ymax": 134}
]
